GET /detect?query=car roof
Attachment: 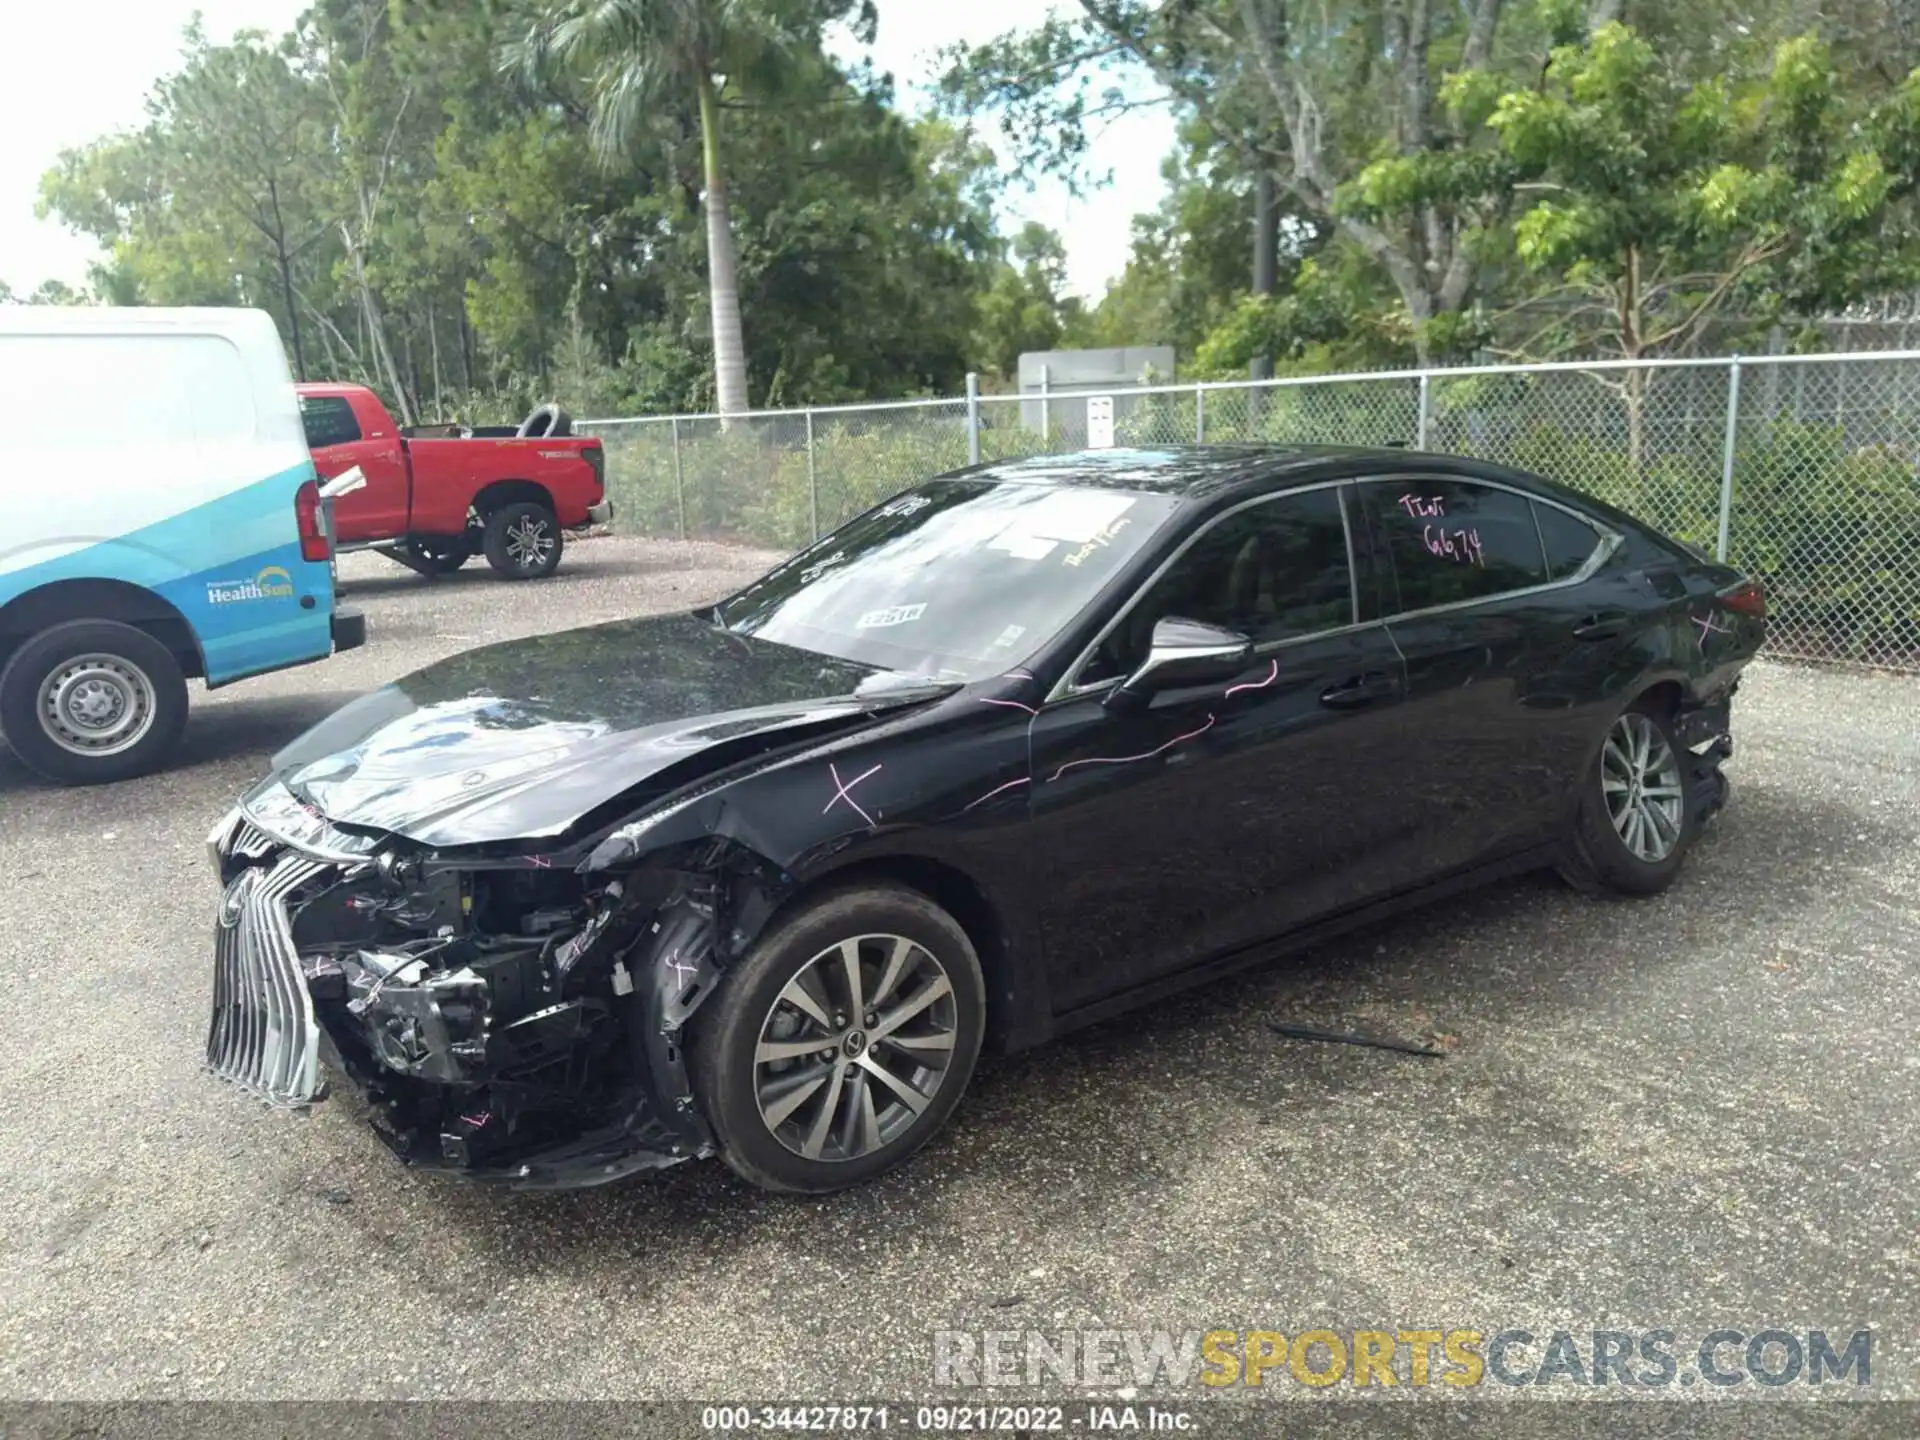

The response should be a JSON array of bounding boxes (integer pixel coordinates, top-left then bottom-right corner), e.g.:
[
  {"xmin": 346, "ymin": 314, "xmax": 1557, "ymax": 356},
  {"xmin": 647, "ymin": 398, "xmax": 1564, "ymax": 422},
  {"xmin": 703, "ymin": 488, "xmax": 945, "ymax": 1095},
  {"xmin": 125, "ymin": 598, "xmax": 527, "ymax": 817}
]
[{"xmin": 957, "ymin": 444, "xmax": 1524, "ymax": 500}]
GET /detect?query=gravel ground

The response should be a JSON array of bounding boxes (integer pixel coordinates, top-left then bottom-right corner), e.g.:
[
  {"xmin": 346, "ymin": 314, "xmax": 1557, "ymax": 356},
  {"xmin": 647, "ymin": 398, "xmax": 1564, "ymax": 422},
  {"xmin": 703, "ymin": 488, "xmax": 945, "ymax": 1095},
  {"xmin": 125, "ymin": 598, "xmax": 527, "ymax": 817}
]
[{"xmin": 0, "ymin": 533, "xmax": 1916, "ymax": 1416}]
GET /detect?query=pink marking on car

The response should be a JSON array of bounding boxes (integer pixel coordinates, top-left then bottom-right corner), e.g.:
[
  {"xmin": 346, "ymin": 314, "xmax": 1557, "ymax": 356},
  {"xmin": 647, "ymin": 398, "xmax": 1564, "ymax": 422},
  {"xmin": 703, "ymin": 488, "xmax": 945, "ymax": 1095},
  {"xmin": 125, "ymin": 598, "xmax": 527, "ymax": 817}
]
[
  {"xmin": 980, "ymin": 696, "xmax": 1039, "ymax": 716},
  {"xmin": 964, "ymin": 775, "xmax": 1031, "ymax": 812},
  {"xmin": 1046, "ymin": 714, "xmax": 1218, "ymax": 783},
  {"xmin": 1224, "ymin": 658, "xmax": 1279, "ymax": 697},
  {"xmin": 822, "ymin": 760, "xmax": 883, "ymax": 828}
]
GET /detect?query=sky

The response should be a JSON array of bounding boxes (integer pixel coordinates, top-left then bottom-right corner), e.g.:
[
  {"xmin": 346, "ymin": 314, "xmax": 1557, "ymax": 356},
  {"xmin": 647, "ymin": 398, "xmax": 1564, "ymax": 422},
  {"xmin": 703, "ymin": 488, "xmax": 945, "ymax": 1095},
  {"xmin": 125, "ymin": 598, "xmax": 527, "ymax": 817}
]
[{"xmin": 0, "ymin": 0, "xmax": 1176, "ymax": 301}]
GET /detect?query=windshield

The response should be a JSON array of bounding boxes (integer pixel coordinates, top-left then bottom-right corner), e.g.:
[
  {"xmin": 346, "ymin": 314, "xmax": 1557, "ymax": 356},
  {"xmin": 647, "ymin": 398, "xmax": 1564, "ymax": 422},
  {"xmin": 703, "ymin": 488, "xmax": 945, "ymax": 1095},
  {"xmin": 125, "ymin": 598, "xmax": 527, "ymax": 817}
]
[{"xmin": 714, "ymin": 478, "xmax": 1179, "ymax": 680}]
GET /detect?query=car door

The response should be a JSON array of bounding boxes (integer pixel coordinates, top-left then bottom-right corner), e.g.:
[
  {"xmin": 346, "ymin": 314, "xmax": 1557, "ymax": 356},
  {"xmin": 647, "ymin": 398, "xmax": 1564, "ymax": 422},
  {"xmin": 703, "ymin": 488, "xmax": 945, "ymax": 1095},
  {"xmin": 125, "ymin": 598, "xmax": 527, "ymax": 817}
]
[
  {"xmin": 1024, "ymin": 482, "xmax": 1413, "ymax": 1017},
  {"xmin": 299, "ymin": 393, "xmax": 408, "ymax": 542},
  {"xmin": 1355, "ymin": 474, "xmax": 1626, "ymax": 879}
]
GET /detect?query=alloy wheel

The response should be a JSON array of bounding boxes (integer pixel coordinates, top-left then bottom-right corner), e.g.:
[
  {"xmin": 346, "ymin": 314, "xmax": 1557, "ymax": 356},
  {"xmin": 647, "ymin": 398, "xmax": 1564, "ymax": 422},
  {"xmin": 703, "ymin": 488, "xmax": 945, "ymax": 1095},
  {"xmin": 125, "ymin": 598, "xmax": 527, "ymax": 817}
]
[
  {"xmin": 1601, "ymin": 712, "xmax": 1685, "ymax": 863},
  {"xmin": 752, "ymin": 933, "xmax": 959, "ymax": 1163},
  {"xmin": 37, "ymin": 653, "xmax": 157, "ymax": 757},
  {"xmin": 504, "ymin": 515, "xmax": 554, "ymax": 570}
]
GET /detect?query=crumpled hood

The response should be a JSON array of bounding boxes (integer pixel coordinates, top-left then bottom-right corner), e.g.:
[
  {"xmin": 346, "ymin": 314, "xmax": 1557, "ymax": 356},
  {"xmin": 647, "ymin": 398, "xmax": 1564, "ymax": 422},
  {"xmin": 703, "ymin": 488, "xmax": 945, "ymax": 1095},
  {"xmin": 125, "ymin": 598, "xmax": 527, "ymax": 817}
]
[{"xmin": 258, "ymin": 611, "xmax": 943, "ymax": 848}]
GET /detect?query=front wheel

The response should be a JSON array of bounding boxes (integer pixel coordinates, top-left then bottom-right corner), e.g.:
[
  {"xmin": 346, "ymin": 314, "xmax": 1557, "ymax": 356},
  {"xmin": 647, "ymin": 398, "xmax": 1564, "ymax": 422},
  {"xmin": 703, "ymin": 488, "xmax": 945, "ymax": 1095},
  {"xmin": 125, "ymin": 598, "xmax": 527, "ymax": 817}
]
[
  {"xmin": 688, "ymin": 884, "xmax": 986, "ymax": 1194},
  {"xmin": 482, "ymin": 501, "xmax": 562, "ymax": 580},
  {"xmin": 1559, "ymin": 702, "xmax": 1697, "ymax": 896},
  {"xmin": 408, "ymin": 537, "xmax": 471, "ymax": 574},
  {"xmin": 0, "ymin": 620, "xmax": 188, "ymax": 785}
]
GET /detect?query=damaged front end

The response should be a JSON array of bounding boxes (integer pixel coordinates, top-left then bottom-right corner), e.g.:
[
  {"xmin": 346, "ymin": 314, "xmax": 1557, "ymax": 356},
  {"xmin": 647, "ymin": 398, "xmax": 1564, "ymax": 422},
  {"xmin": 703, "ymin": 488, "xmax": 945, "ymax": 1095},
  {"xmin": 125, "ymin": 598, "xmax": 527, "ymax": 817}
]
[{"xmin": 204, "ymin": 791, "xmax": 746, "ymax": 1190}]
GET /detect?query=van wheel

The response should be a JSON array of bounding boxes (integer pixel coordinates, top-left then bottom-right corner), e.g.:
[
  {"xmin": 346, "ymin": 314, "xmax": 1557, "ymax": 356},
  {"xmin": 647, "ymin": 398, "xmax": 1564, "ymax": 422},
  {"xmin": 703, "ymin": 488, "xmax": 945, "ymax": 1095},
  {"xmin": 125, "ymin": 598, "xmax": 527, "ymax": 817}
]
[
  {"xmin": 0, "ymin": 621, "xmax": 188, "ymax": 785},
  {"xmin": 483, "ymin": 502, "xmax": 562, "ymax": 579}
]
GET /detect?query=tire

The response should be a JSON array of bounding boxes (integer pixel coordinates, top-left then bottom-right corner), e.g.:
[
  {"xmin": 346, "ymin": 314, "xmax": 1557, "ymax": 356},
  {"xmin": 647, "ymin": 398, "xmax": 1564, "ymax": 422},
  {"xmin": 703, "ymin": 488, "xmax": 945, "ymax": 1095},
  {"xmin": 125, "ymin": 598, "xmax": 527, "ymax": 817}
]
[
  {"xmin": 688, "ymin": 883, "xmax": 986, "ymax": 1194},
  {"xmin": 408, "ymin": 537, "xmax": 471, "ymax": 574},
  {"xmin": 1559, "ymin": 700, "xmax": 1697, "ymax": 896},
  {"xmin": 482, "ymin": 501, "xmax": 563, "ymax": 580},
  {"xmin": 0, "ymin": 620, "xmax": 189, "ymax": 785}
]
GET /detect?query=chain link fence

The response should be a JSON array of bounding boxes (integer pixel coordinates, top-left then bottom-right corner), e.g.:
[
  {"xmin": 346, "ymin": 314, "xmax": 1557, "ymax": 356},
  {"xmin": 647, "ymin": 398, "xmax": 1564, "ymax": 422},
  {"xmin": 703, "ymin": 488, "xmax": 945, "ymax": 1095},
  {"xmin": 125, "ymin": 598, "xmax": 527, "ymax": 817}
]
[{"xmin": 581, "ymin": 353, "xmax": 1920, "ymax": 671}]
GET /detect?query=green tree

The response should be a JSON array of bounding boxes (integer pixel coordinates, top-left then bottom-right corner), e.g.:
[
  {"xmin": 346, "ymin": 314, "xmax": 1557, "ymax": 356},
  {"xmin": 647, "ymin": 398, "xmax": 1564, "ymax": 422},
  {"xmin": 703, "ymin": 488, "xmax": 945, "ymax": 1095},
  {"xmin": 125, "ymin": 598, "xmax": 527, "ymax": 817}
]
[
  {"xmin": 511, "ymin": 0, "xmax": 878, "ymax": 418},
  {"xmin": 941, "ymin": 0, "xmax": 1540, "ymax": 363},
  {"xmin": 973, "ymin": 222, "xmax": 1085, "ymax": 379}
]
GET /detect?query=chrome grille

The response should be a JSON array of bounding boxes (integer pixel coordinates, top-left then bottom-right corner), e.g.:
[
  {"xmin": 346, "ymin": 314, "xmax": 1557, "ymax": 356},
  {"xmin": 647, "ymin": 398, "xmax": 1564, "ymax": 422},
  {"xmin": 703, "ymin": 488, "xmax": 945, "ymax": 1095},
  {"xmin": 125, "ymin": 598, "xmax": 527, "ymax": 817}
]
[
  {"xmin": 206, "ymin": 853, "xmax": 330, "ymax": 1105},
  {"xmin": 230, "ymin": 818, "xmax": 280, "ymax": 862}
]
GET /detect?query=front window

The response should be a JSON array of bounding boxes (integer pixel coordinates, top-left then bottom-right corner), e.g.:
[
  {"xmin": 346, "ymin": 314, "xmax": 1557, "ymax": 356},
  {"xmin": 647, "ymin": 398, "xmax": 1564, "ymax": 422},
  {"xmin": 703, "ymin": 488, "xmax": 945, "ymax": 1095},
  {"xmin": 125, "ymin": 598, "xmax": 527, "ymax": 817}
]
[
  {"xmin": 715, "ymin": 478, "xmax": 1180, "ymax": 680},
  {"xmin": 1080, "ymin": 485, "xmax": 1357, "ymax": 684}
]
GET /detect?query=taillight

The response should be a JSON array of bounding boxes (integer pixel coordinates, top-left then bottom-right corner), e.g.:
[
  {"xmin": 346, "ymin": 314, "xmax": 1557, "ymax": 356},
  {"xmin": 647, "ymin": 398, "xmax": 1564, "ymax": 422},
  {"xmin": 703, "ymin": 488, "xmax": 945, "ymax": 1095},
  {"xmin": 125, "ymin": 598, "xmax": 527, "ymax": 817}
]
[
  {"xmin": 295, "ymin": 479, "xmax": 331, "ymax": 562},
  {"xmin": 1719, "ymin": 577, "xmax": 1766, "ymax": 617},
  {"xmin": 585, "ymin": 442, "xmax": 605, "ymax": 494}
]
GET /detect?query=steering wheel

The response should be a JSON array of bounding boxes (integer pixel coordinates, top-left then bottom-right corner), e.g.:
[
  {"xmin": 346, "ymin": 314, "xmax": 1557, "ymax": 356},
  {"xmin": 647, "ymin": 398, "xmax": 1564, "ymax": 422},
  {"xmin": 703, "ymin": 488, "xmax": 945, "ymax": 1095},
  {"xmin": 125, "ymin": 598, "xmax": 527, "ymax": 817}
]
[{"xmin": 517, "ymin": 402, "xmax": 570, "ymax": 438}]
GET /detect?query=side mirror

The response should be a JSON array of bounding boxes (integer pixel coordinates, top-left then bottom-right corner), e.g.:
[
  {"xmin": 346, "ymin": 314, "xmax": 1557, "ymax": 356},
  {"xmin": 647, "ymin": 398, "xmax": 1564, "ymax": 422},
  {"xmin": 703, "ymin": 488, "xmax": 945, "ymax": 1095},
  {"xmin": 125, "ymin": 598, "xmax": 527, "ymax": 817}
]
[
  {"xmin": 1106, "ymin": 616, "xmax": 1253, "ymax": 710},
  {"xmin": 318, "ymin": 465, "xmax": 367, "ymax": 500}
]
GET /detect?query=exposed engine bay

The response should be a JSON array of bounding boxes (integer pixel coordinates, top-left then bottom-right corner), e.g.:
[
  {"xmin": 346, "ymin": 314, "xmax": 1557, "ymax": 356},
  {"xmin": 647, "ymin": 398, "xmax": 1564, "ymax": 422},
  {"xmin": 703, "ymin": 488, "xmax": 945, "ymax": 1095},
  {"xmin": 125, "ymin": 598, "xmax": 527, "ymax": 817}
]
[{"xmin": 207, "ymin": 801, "xmax": 787, "ymax": 1189}]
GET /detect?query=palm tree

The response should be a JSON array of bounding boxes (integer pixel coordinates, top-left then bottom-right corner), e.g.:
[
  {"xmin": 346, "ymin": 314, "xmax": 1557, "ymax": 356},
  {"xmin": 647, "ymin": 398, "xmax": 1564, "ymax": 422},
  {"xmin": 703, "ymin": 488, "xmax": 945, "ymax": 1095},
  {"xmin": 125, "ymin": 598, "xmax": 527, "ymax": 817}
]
[{"xmin": 513, "ymin": 0, "xmax": 765, "ymax": 418}]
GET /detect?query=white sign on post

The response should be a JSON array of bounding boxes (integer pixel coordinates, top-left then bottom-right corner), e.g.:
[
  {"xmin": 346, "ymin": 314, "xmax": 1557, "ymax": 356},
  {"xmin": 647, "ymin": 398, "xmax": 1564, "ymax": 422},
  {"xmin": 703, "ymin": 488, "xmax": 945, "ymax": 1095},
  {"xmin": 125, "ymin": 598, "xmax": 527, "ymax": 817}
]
[{"xmin": 1085, "ymin": 395, "xmax": 1115, "ymax": 449}]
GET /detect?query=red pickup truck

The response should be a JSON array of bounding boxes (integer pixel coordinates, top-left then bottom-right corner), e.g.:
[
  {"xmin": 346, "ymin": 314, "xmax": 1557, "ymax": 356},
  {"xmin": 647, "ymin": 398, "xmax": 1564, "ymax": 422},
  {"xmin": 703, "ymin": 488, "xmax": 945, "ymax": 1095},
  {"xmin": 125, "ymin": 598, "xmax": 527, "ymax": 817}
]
[{"xmin": 296, "ymin": 383, "xmax": 610, "ymax": 580}]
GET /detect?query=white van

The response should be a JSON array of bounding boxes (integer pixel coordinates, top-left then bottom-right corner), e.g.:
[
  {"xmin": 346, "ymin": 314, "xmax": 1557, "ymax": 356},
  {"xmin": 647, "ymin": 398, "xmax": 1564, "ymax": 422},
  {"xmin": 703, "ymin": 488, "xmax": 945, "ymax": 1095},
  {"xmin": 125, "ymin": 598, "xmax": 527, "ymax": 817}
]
[{"xmin": 0, "ymin": 307, "xmax": 364, "ymax": 784}]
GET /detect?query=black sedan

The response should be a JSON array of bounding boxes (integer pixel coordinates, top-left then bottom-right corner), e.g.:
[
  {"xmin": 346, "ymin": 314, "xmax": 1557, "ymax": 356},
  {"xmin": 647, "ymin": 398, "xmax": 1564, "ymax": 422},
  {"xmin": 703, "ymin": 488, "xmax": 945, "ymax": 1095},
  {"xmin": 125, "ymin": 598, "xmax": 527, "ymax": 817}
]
[{"xmin": 206, "ymin": 445, "xmax": 1765, "ymax": 1193}]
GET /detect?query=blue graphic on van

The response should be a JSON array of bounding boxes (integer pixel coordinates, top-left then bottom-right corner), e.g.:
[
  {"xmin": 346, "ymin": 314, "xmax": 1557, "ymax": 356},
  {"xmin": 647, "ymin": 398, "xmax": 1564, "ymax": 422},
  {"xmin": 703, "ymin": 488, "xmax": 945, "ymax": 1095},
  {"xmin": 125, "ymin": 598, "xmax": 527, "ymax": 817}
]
[{"xmin": 0, "ymin": 461, "xmax": 335, "ymax": 686}]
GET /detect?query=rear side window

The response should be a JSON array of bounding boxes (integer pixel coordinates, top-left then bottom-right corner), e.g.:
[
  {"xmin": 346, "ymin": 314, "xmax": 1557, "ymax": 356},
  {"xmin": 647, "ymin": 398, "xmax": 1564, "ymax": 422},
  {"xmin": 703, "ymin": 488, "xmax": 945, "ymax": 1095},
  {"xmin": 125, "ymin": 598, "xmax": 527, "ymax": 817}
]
[
  {"xmin": 1361, "ymin": 479, "xmax": 1551, "ymax": 613},
  {"xmin": 299, "ymin": 396, "xmax": 360, "ymax": 449},
  {"xmin": 1535, "ymin": 501, "xmax": 1604, "ymax": 580}
]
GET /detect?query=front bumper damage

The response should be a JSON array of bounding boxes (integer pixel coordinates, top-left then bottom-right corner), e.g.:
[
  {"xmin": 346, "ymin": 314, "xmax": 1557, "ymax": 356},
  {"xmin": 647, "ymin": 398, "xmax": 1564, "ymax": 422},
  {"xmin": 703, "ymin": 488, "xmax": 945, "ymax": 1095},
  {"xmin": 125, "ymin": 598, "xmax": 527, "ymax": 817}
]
[{"xmin": 204, "ymin": 799, "xmax": 741, "ymax": 1190}]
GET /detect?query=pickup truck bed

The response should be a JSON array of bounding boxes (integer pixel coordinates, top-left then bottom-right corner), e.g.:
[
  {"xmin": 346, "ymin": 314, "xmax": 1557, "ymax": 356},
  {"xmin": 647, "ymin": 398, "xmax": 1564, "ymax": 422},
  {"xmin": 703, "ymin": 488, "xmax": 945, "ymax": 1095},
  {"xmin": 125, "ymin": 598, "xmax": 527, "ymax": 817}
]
[{"xmin": 298, "ymin": 383, "xmax": 610, "ymax": 581}]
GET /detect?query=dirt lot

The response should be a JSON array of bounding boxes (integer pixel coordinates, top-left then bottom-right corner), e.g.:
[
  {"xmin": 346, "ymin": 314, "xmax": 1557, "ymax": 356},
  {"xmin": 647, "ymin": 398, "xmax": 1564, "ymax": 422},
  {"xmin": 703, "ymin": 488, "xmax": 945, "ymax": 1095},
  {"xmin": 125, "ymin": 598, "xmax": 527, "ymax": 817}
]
[{"xmin": 0, "ymin": 535, "xmax": 1916, "ymax": 1407}]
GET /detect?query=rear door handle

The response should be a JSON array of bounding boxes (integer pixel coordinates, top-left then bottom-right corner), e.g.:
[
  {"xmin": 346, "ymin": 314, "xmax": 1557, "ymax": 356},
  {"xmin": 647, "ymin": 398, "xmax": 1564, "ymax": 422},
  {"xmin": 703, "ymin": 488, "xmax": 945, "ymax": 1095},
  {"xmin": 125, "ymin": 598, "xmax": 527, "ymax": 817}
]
[
  {"xmin": 1319, "ymin": 672, "xmax": 1397, "ymax": 709},
  {"xmin": 1572, "ymin": 613, "xmax": 1628, "ymax": 641}
]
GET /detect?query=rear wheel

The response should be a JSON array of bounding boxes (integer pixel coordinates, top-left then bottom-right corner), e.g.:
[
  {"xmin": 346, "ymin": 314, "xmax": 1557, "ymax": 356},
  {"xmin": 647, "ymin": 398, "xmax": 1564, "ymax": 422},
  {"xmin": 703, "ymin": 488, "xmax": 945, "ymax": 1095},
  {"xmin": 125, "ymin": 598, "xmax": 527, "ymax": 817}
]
[
  {"xmin": 688, "ymin": 884, "xmax": 986, "ymax": 1193},
  {"xmin": 0, "ymin": 620, "xmax": 188, "ymax": 785},
  {"xmin": 1560, "ymin": 702, "xmax": 1696, "ymax": 896},
  {"xmin": 482, "ymin": 501, "xmax": 562, "ymax": 580}
]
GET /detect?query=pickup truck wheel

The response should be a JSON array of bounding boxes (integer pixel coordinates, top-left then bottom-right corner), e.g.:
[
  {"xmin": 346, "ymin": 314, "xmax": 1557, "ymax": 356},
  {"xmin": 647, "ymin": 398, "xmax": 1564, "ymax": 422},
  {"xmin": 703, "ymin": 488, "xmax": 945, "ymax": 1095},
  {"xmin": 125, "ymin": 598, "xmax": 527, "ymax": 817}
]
[
  {"xmin": 408, "ymin": 538, "xmax": 471, "ymax": 574},
  {"xmin": 0, "ymin": 620, "xmax": 188, "ymax": 785},
  {"xmin": 483, "ymin": 501, "xmax": 563, "ymax": 580}
]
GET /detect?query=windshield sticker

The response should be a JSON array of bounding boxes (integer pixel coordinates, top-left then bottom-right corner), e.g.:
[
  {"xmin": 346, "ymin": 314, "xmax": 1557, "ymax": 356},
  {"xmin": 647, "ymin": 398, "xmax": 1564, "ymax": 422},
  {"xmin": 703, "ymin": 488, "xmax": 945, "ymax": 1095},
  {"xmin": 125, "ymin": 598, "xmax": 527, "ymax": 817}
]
[
  {"xmin": 989, "ymin": 530, "xmax": 1058, "ymax": 560},
  {"xmin": 1022, "ymin": 490, "xmax": 1138, "ymax": 541},
  {"xmin": 799, "ymin": 549, "xmax": 847, "ymax": 583},
  {"xmin": 855, "ymin": 602, "xmax": 927, "ymax": 629},
  {"xmin": 990, "ymin": 623, "xmax": 1027, "ymax": 648},
  {"xmin": 989, "ymin": 490, "xmax": 1138, "ymax": 560},
  {"xmin": 1064, "ymin": 516, "xmax": 1132, "ymax": 567}
]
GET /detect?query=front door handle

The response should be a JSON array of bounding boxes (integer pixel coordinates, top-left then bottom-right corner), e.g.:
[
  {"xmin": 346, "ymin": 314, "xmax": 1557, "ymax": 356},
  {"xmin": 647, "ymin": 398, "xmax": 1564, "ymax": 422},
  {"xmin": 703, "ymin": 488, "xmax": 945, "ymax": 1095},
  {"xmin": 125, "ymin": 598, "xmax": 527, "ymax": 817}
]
[
  {"xmin": 1572, "ymin": 613, "xmax": 1628, "ymax": 641},
  {"xmin": 1319, "ymin": 672, "xmax": 1396, "ymax": 709}
]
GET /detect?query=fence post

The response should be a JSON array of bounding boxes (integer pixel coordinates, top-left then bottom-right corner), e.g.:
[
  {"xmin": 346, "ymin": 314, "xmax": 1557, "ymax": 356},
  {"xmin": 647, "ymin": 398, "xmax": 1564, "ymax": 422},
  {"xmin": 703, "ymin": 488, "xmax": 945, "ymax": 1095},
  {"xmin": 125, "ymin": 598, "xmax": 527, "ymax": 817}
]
[
  {"xmin": 806, "ymin": 409, "xmax": 820, "ymax": 542},
  {"xmin": 670, "ymin": 416, "xmax": 687, "ymax": 541},
  {"xmin": 965, "ymin": 372, "xmax": 981, "ymax": 465},
  {"xmin": 1039, "ymin": 364, "xmax": 1049, "ymax": 443},
  {"xmin": 1416, "ymin": 373, "xmax": 1431, "ymax": 448},
  {"xmin": 1716, "ymin": 357, "xmax": 1742, "ymax": 563},
  {"xmin": 1195, "ymin": 384, "xmax": 1206, "ymax": 443}
]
